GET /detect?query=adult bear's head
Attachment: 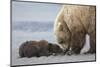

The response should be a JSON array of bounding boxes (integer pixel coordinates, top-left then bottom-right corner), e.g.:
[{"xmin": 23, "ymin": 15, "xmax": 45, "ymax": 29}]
[{"xmin": 55, "ymin": 22, "xmax": 71, "ymax": 53}]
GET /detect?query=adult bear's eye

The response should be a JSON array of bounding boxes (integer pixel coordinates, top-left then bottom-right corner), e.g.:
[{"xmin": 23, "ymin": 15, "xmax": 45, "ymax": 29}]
[{"xmin": 58, "ymin": 23, "xmax": 63, "ymax": 31}]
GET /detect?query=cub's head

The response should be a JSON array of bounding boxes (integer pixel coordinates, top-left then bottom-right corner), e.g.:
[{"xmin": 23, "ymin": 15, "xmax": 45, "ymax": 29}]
[{"xmin": 48, "ymin": 43, "xmax": 63, "ymax": 55}]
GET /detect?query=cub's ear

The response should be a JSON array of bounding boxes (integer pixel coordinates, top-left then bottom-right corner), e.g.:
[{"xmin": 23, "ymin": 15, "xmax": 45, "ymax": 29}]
[
  {"xmin": 48, "ymin": 43, "xmax": 53, "ymax": 48},
  {"xmin": 48, "ymin": 43, "xmax": 54, "ymax": 51}
]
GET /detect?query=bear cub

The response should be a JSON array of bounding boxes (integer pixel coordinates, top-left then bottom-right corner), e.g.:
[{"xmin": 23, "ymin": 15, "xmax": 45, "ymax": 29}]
[{"xmin": 19, "ymin": 40, "xmax": 63, "ymax": 58}]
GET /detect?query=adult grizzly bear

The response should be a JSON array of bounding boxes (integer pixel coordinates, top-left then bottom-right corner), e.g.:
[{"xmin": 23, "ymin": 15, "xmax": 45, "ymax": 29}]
[
  {"xmin": 19, "ymin": 40, "xmax": 63, "ymax": 58},
  {"xmin": 54, "ymin": 5, "xmax": 96, "ymax": 55}
]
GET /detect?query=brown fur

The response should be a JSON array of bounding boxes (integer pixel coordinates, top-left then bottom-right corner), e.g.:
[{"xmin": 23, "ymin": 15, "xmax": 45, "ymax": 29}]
[
  {"xmin": 54, "ymin": 5, "xmax": 96, "ymax": 55},
  {"xmin": 19, "ymin": 40, "xmax": 50, "ymax": 58},
  {"xmin": 48, "ymin": 43, "xmax": 63, "ymax": 55},
  {"xmin": 19, "ymin": 40, "xmax": 63, "ymax": 58}
]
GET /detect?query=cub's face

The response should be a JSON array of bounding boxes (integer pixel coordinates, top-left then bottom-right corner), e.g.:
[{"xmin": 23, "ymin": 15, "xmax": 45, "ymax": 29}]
[{"xmin": 48, "ymin": 43, "xmax": 63, "ymax": 54}]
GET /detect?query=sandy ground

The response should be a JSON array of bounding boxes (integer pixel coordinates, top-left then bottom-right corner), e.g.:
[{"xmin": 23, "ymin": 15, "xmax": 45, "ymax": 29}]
[{"xmin": 11, "ymin": 48, "xmax": 95, "ymax": 66}]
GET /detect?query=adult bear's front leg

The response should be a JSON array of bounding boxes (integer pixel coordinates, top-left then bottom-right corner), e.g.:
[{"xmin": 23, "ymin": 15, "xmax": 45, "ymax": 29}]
[{"xmin": 68, "ymin": 32, "xmax": 86, "ymax": 55}]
